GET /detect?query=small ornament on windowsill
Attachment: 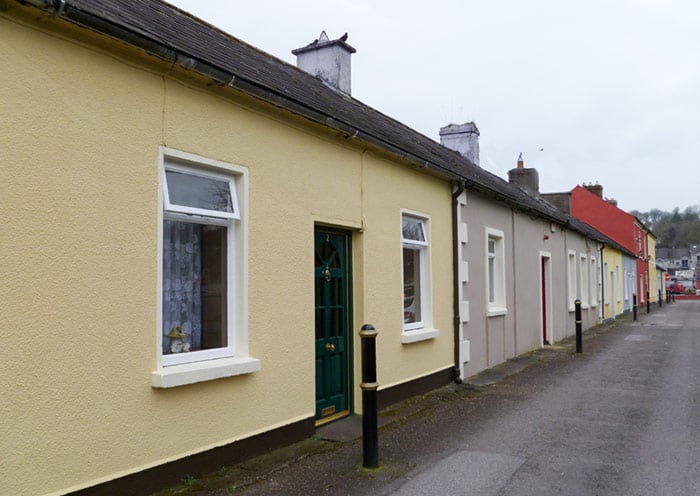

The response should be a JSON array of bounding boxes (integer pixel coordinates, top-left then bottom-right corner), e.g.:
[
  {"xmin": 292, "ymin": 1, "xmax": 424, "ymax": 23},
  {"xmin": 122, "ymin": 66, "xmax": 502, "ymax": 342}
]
[{"xmin": 166, "ymin": 325, "xmax": 191, "ymax": 353}]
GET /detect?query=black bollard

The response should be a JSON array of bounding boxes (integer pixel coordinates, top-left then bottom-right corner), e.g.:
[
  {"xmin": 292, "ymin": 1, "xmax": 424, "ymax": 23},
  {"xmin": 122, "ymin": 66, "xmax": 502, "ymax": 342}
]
[
  {"xmin": 633, "ymin": 294, "xmax": 637, "ymax": 321},
  {"xmin": 575, "ymin": 299, "xmax": 582, "ymax": 353},
  {"xmin": 647, "ymin": 291, "xmax": 650, "ymax": 314},
  {"xmin": 360, "ymin": 324, "xmax": 378, "ymax": 468},
  {"xmin": 658, "ymin": 289, "xmax": 662, "ymax": 307}
]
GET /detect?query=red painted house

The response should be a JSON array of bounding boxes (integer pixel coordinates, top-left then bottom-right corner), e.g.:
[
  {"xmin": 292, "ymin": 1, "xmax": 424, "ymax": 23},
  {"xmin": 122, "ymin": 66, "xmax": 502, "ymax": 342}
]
[{"xmin": 570, "ymin": 184, "xmax": 650, "ymax": 304}]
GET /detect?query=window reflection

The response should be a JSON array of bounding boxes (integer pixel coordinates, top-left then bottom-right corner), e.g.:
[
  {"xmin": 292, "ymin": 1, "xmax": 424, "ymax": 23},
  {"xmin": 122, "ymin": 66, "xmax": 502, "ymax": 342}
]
[{"xmin": 166, "ymin": 170, "xmax": 234, "ymax": 213}]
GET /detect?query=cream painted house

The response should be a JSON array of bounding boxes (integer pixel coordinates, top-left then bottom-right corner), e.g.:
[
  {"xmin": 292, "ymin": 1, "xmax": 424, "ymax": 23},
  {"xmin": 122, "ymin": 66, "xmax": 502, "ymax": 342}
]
[
  {"xmin": 1, "ymin": 3, "xmax": 457, "ymax": 495},
  {"xmin": 2, "ymin": 2, "xmax": 627, "ymax": 495},
  {"xmin": 602, "ymin": 247, "xmax": 626, "ymax": 319}
]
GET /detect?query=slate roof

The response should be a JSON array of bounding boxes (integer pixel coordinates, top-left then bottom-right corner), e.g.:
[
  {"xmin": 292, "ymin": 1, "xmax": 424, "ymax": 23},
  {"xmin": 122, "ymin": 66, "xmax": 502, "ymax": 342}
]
[
  {"xmin": 568, "ymin": 218, "xmax": 637, "ymax": 258},
  {"xmin": 18, "ymin": 0, "xmax": 624, "ymax": 246},
  {"xmin": 657, "ymin": 247, "xmax": 693, "ymax": 259}
]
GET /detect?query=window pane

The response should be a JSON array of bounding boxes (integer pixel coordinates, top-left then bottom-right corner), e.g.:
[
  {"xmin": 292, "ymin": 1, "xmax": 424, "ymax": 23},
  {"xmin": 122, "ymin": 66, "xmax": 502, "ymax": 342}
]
[
  {"xmin": 201, "ymin": 225, "xmax": 228, "ymax": 349},
  {"xmin": 402, "ymin": 217, "xmax": 425, "ymax": 242},
  {"xmin": 162, "ymin": 220, "xmax": 227, "ymax": 354},
  {"xmin": 166, "ymin": 170, "xmax": 234, "ymax": 214},
  {"xmin": 403, "ymin": 247, "xmax": 422, "ymax": 323},
  {"xmin": 488, "ymin": 239, "xmax": 495, "ymax": 255}
]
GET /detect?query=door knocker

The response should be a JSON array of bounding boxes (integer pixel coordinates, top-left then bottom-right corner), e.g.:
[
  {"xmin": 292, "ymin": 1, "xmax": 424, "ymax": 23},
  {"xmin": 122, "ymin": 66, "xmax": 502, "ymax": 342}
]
[{"xmin": 324, "ymin": 266, "xmax": 331, "ymax": 282}]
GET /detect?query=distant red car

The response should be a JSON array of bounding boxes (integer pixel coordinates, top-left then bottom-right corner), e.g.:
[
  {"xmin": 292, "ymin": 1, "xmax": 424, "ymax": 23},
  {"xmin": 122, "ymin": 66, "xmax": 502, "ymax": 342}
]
[{"xmin": 666, "ymin": 281, "xmax": 685, "ymax": 294}]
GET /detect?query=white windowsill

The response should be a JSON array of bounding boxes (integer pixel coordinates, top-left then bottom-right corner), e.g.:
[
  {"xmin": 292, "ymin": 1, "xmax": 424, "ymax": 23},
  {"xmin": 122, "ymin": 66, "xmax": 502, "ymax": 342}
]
[
  {"xmin": 151, "ymin": 356, "xmax": 261, "ymax": 388},
  {"xmin": 402, "ymin": 327, "xmax": 440, "ymax": 343},
  {"xmin": 487, "ymin": 306, "xmax": 507, "ymax": 317}
]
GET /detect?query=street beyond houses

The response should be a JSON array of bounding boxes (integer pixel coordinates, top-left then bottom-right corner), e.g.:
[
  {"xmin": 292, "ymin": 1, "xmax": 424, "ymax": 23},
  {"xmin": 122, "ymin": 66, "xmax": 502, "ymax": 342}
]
[{"xmin": 154, "ymin": 301, "xmax": 700, "ymax": 496}]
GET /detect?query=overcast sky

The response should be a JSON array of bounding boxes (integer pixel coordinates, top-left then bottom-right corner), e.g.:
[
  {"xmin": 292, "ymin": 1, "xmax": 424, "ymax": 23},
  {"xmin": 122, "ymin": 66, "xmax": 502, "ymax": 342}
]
[{"xmin": 169, "ymin": 0, "xmax": 699, "ymax": 213}]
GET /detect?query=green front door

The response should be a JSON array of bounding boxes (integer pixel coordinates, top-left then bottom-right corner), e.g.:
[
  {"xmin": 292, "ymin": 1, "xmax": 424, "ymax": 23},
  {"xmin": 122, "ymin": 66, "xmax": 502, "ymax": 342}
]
[{"xmin": 314, "ymin": 228, "xmax": 352, "ymax": 423}]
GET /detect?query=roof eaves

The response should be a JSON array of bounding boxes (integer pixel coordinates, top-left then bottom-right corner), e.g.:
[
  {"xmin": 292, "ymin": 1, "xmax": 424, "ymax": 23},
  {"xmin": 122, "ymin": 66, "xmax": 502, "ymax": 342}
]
[
  {"xmin": 17, "ymin": 0, "xmax": 474, "ymax": 183},
  {"xmin": 568, "ymin": 217, "xmax": 637, "ymax": 257},
  {"xmin": 17, "ymin": 0, "xmax": 591, "ymax": 229}
]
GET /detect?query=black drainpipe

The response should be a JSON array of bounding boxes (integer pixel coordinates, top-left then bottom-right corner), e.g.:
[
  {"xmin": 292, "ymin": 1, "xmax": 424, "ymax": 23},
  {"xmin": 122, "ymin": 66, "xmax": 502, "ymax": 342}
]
[{"xmin": 452, "ymin": 181, "xmax": 466, "ymax": 384}]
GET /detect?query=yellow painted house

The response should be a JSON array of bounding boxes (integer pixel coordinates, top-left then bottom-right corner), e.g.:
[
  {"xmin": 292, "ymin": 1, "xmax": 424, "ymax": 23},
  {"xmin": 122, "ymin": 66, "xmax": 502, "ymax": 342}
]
[
  {"xmin": 601, "ymin": 246, "xmax": 625, "ymax": 319},
  {"xmin": 1, "ymin": 2, "xmax": 460, "ymax": 495},
  {"xmin": 648, "ymin": 231, "xmax": 658, "ymax": 300}
]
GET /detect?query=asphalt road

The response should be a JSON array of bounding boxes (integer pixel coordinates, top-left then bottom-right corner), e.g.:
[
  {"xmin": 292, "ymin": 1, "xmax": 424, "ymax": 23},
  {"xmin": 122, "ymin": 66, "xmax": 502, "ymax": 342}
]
[
  {"xmin": 156, "ymin": 301, "xmax": 700, "ymax": 496},
  {"xmin": 396, "ymin": 301, "xmax": 700, "ymax": 496}
]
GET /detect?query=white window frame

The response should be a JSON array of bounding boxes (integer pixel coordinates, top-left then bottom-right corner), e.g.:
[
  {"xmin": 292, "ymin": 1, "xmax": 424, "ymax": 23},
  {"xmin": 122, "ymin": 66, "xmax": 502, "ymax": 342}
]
[
  {"xmin": 152, "ymin": 148, "xmax": 259, "ymax": 388},
  {"xmin": 616, "ymin": 265, "xmax": 622, "ymax": 303},
  {"xmin": 604, "ymin": 262, "xmax": 610, "ymax": 304},
  {"xmin": 590, "ymin": 256, "xmax": 598, "ymax": 307},
  {"xmin": 567, "ymin": 250, "xmax": 577, "ymax": 311},
  {"xmin": 485, "ymin": 227, "xmax": 507, "ymax": 317},
  {"xmin": 611, "ymin": 269, "xmax": 616, "ymax": 306},
  {"xmin": 401, "ymin": 210, "xmax": 439, "ymax": 343},
  {"xmin": 163, "ymin": 166, "xmax": 240, "ymax": 221},
  {"xmin": 161, "ymin": 163, "xmax": 237, "ymax": 367},
  {"xmin": 580, "ymin": 254, "xmax": 589, "ymax": 308}
]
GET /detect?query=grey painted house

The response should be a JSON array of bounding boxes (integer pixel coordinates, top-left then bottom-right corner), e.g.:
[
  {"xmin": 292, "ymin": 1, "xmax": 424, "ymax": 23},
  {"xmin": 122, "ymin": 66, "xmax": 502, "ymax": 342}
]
[{"xmin": 441, "ymin": 131, "xmax": 609, "ymax": 378}]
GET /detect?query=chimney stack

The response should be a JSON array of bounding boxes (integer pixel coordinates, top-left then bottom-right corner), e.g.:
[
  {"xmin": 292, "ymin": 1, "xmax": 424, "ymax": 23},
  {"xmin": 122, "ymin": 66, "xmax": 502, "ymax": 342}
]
[
  {"xmin": 583, "ymin": 182, "xmax": 603, "ymax": 198},
  {"xmin": 292, "ymin": 31, "xmax": 356, "ymax": 95},
  {"xmin": 508, "ymin": 153, "xmax": 540, "ymax": 196},
  {"xmin": 439, "ymin": 122, "xmax": 480, "ymax": 166}
]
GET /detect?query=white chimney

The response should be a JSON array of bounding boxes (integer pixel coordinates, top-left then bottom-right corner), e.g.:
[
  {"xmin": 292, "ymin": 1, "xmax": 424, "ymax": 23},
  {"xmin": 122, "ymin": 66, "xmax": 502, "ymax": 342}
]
[
  {"xmin": 292, "ymin": 31, "xmax": 356, "ymax": 95},
  {"xmin": 439, "ymin": 122, "xmax": 480, "ymax": 166}
]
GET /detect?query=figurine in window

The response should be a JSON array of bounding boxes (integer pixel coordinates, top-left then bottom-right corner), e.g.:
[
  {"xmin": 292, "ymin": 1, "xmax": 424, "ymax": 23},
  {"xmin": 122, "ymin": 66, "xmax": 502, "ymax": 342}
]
[{"xmin": 166, "ymin": 325, "xmax": 191, "ymax": 353}]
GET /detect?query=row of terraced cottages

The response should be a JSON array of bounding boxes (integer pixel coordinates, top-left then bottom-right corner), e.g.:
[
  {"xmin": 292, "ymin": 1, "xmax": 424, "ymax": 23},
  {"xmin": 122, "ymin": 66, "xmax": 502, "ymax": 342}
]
[{"xmin": 0, "ymin": 1, "xmax": 658, "ymax": 495}]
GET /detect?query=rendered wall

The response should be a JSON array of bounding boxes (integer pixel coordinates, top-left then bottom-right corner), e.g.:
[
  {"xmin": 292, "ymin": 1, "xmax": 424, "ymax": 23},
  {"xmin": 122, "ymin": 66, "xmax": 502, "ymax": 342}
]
[
  {"xmin": 623, "ymin": 254, "xmax": 638, "ymax": 312},
  {"xmin": 459, "ymin": 194, "xmax": 514, "ymax": 377},
  {"xmin": 360, "ymin": 157, "xmax": 454, "ymax": 392},
  {"xmin": 459, "ymin": 192, "xmax": 602, "ymax": 379},
  {"xmin": 602, "ymin": 248, "xmax": 625, "ymax": 318},
  {"xmin": 511, "ymin": 211, "xmax": 565, "ymax": 354},
  {"xmin": 561, "ymin": 230, "xmax": 601, "ymax": 333},
  {"xmin": 0, "ymin": 10, "xmax": 453, "ymax": 495}
]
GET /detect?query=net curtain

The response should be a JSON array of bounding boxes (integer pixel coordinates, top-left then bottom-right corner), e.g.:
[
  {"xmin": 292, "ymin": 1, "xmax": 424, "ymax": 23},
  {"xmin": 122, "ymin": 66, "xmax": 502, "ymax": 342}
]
[{"xmin": 162, "ymin": 220, "xmax": 202, "ymax": 353}]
